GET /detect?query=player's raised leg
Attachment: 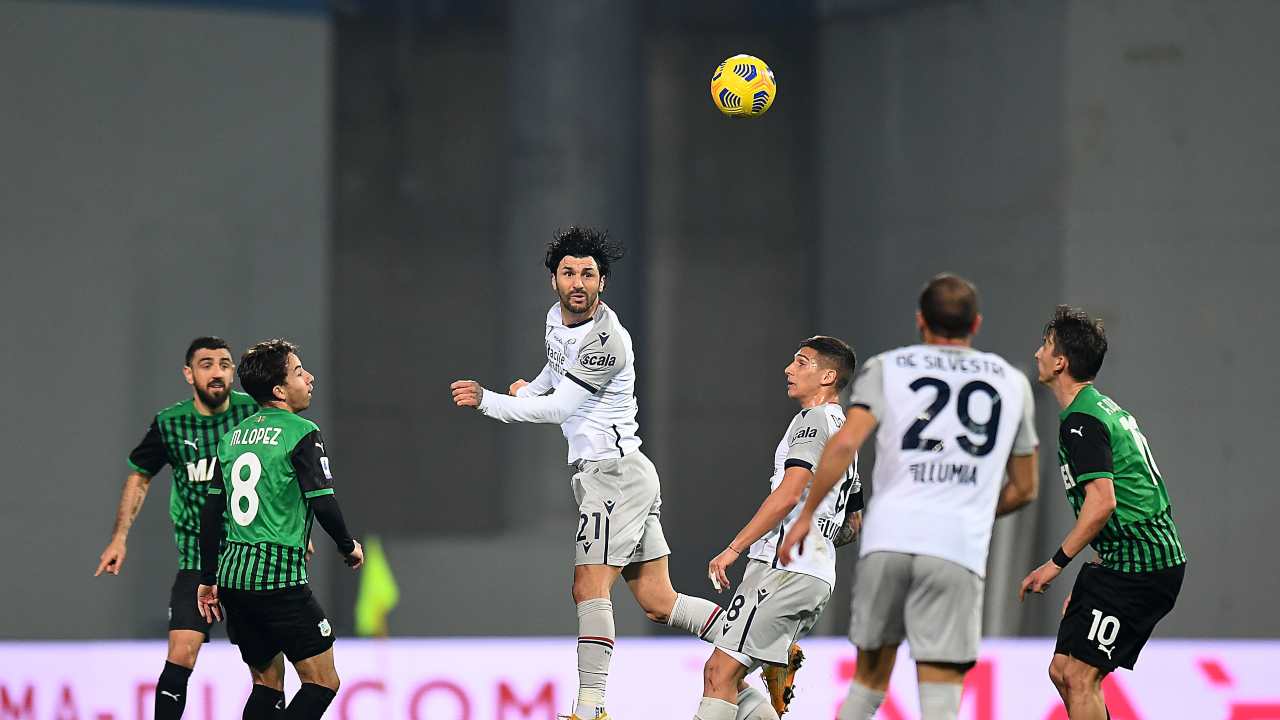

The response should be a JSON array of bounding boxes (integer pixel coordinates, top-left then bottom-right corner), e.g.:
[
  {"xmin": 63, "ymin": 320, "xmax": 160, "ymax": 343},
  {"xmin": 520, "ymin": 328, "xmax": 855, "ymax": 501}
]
[
  {"xmin": 622, "ymin": 556, "xmax": 724, "ymax": 642},
  {"xmin": 571, "ymin": 563, "xmax": 623, "ymax": 720}
]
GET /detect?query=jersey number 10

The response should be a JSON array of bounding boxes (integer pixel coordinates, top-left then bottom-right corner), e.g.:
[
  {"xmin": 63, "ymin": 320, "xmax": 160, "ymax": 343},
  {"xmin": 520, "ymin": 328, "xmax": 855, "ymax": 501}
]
[{"xmin": 902, "ymin": 378, "xmax": 1002, "ymax": 457}]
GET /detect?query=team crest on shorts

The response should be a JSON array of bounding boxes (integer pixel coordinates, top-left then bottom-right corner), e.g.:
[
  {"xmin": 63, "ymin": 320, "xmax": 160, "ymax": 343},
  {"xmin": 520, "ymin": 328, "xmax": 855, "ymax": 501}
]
[{"xmin": 318, "ymin": 618, "xmax": 332, "ymax": 637}]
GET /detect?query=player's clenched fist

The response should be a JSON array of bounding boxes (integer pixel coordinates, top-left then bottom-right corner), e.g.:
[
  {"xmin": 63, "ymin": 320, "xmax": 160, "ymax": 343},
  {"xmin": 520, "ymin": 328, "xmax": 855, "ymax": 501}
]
[{"xmin": 451, "ymin": 380, "xmax": 484, "ymax": 408}]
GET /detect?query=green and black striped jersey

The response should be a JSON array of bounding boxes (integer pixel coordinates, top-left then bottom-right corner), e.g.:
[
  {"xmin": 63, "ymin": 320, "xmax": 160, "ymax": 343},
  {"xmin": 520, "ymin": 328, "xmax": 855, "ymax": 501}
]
[
  {"xmin": 1058, "ymin": 385, "xmax": 1186, "ymax": 573},
  {"xmin": 127, "ymin": 391, "xmax": 259, "ymax": 569},
  {"xmin": 210, "ymin": 408, "xmax": 335, "ymax": 591}
]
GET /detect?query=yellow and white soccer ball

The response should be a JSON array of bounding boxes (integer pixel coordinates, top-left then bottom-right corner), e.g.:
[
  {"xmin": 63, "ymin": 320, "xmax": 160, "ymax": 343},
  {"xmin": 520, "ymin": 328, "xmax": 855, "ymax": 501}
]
[{"xmin": 710, "ymin": 54, "xmax": 776, "ymax": 118}]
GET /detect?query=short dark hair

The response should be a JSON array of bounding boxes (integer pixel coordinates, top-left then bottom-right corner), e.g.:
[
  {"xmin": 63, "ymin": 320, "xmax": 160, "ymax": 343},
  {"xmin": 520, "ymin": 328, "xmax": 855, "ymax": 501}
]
[
  {"xmin": 237, "ymin": 339, "xmax": 299, "ymax": 404},
  {"xmin": 919, "ymin": 273, "xmax": 979, "ymax": 339},
  {"xmin": 544, "ymin": 226, "xmax": 626, "ymax": 279},
  {"xmin": 185, "ymin": 336, "xmax": 231, "ymax": 366},
  {"xmin": 799, "ymin": 335, "xmax": 857, "ymax": 391},
  {"xmin": 1044, "ymin": 305, "xmax": 1107, "ymax": 382}
]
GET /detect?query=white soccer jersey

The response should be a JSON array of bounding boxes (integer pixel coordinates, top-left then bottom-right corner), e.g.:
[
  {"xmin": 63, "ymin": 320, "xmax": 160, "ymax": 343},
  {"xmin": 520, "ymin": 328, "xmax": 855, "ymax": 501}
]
[
  {"xmin": 748, "ymin": 403, "xmax": 859, "ymax": 587},
  {"xmin": 852, "ymin": 344, "xmax": 1038, "ymax": 577},
  {"xmin": 486, "ymin": 302, "xmax": 641, "ymax": 463}
]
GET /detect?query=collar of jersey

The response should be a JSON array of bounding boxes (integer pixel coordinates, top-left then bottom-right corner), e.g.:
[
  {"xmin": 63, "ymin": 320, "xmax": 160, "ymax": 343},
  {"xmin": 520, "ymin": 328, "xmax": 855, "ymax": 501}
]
[
  {"xmin": 547, "ymin": 301, "xmax": 608, "ymax": 329},
  {"xmin": 1060, "ymin": 383, "xmax": 1101, "ymax": 421}
]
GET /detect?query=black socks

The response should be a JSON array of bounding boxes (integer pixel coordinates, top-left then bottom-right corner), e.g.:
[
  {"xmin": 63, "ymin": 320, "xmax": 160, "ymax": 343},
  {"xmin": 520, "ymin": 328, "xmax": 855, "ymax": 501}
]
[
  {"xmin": 243, "ymin": 683, "xmax": 286, "ymax": 719},
  {"xmin": 154, "ymin": 662, "xmax": 192, "ymax": 720},
  {"xmin": 283, "ymin": 683, "xmax": 337, "ymax": 719}
]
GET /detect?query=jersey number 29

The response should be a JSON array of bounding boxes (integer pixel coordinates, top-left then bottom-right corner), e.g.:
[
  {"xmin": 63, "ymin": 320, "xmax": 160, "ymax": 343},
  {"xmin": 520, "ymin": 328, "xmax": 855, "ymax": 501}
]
[{"xmin": 902, "ymin": 378, "xmax": 1002, "ymax": 457}]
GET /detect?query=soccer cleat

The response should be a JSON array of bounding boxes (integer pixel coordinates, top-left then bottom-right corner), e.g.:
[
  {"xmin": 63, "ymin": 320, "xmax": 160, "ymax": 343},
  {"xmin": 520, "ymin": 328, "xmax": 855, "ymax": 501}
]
[{"xmin": 761, "ymin": 643, "xmax": 805, "ymax": 715}]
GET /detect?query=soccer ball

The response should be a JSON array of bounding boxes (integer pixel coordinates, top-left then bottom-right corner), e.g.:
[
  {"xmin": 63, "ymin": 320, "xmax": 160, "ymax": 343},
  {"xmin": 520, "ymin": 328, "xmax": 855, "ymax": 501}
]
[{"xmin": 710, "ymin": 54, "xmax": 776, "ymax": 118}]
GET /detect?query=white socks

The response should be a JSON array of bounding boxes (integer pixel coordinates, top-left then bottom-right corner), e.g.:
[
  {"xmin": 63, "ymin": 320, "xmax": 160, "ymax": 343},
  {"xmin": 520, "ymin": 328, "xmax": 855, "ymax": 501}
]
[
  {"xmin": 837, "ymin": 681, "xmax": 886, "ymax": 720},
  {"xmin": 575, "ymin": 599, "xmax": 615, "ymax": 718},
  {"xmin": 918, "ymin": 681, "xmax": 962, "ymax": 720},
  {"xmin": 668, "ymin": 593, "xmax": 726, "ymax": 642},
  {"xmin": 735, "ymin": 687, "xmax": 778, "ymax": 720},
  {"xmin": 694, "ymin": 697, "xmax": 737, "ymax": 720}
]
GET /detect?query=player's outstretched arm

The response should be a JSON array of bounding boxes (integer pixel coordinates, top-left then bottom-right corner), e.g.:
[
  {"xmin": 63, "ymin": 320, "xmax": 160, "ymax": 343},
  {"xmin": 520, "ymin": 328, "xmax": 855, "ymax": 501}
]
[
  {"xmin": 1020, "ymin": 478, "xmax": 1115, "ymax": 601},
  {"xmin": 996, "ymin": 448, "xmax": 1040, "ymax": 517},
  {"xmin": 512, "ymin": 363, "xmax": 557, "ymax": 397},
  {"xmin": 708, "ymin": 468, "xmax": 810, "ymax": 591},
  {"xmin": 452, "ymin": 373, "xmax": 594, "ymax": 425},
  {"xmin": 95, "ymin": 471, "xmax": 153, "ymax": 576}
]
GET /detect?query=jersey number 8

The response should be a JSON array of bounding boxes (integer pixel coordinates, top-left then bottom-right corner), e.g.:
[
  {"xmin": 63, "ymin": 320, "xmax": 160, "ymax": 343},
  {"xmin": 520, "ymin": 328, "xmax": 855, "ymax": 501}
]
[{"xmin": 229, "ymin": 452, "xmax": 263, "ymax": 526}]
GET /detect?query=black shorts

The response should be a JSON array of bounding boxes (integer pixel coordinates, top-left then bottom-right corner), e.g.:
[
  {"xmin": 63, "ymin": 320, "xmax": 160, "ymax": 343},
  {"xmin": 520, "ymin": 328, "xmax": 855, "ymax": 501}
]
[
  {"xmin": 1055, "ymin": 562, "xmax": 1185, "ymax": 672},
  {"xmin": 169, "ymin": 570, "xmax": 213, "ymax": 639},
  {"xmin": 220, "ymin": 584, "xmax": 334, "ymax": 669}
]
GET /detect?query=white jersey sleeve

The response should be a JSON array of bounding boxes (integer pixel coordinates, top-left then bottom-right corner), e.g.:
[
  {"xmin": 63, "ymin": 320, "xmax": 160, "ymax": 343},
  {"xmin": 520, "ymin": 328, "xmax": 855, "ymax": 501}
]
[
  {"xmin": 848, "ymin": 355, "xmax": 886, "ymax": 420},
  {"xmin": 477, "ymin": 374, "xmax": 593, "ymax": 425},
  {"xmin": 516, "ymin": 363, "xmax": 558, "ymax": 398},
  {"xmin": 1010, "ymin": 371, "xmax": 1039, "ymax": 455}
]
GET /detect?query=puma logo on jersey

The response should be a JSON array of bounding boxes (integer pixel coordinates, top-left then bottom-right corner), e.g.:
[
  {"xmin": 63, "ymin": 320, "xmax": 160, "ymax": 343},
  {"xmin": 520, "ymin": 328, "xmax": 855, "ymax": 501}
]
[
  {"xmin": 1098, "ymin": 644, "xmax": 1114, "ymax": 659},
  {"xmin": 183, "ymin": 439, "xmax": 198, "ymax": 449},
  {"xmin": 315, "ymin": 442, "xmax": 325, "ymax": 452},
  {"xmin": 1070, "ymin": 426, "xmax": 1084, "ymax": 437},
  {"xmin": 160, "ymin": 691, "xmax": 182, "ymax": 702},
  {"xmin": 604, "ymin": 500, "xmax": 616, "ymax": 514}
]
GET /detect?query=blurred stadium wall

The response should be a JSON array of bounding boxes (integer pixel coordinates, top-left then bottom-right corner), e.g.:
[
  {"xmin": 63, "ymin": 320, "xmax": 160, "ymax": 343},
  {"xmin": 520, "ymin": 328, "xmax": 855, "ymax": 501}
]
[{"xmin": 2, "ymin": 0, "xmax": 1277, "ymax": 651}]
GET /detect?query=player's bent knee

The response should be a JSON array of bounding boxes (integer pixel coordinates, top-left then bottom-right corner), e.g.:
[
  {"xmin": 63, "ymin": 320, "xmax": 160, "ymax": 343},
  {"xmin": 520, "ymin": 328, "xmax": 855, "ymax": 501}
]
[
  {"xmin": 165, "ymin": 635, "xmax": 202, "ymax": 668},
  {"xmin": 1060, "ymin": 661, "xmax": 1100, "ymax": 695},
  {"xmin": 643, "ymin": 607, "xmax": 670, "ymax": 624},
  {"xmin": 702, "ymin": 655, "xmax": 738, "ymax": 695}
]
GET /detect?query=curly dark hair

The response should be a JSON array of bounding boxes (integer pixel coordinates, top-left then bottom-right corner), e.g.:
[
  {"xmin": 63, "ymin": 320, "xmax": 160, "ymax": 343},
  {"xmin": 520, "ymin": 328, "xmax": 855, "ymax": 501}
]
[
  {"xmin": 544, "ymin": 226, "xmax": 626, "ymax": 278},
  {"xmin": 238, "ymin": 339, "xmax": 299, "ymax": 404},
  {"xmin": 1044, "ymin": 305, "xmax": 1108, "ymax": 381}
]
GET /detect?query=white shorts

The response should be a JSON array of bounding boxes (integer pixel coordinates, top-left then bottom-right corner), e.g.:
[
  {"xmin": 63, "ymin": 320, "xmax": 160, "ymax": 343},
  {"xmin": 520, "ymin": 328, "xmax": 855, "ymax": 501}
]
[
  {"xmin": 848, "ymin": 551, "xmax": 984, "ymax": 664},
  {"xmin": 715, "ymin": 560, "xmax": 832, "ymax": 668},
  {"xmin": 570, "ymin": 451, "xmax": 670, "ymax": 567}
]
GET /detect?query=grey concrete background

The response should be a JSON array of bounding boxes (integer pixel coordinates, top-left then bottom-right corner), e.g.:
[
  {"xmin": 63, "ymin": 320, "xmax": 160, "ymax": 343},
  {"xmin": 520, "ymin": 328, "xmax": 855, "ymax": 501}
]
[
  {"xmin": 1, "ymin": 0, "xmax": 1276, "ymax": 640},
  {"xmin": 0, "ymin": 0, "xmax": 331, "ymax": 639}
]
